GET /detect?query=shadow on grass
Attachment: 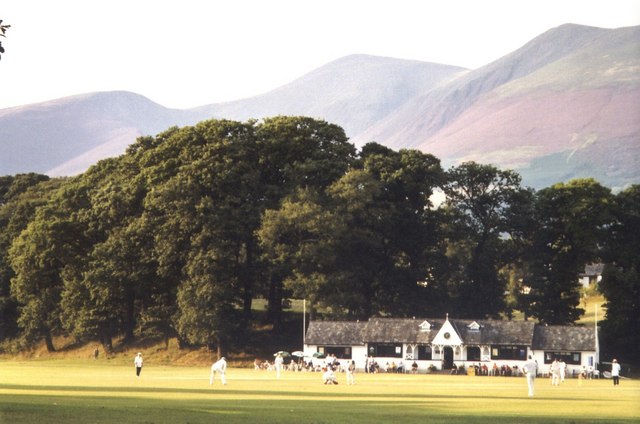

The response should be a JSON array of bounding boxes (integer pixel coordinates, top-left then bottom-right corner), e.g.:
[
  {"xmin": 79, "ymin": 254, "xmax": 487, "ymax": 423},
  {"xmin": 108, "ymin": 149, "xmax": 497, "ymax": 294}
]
[
  {"xmin": 0, "ymin": 383, "xmax": 631, "ymax": 405},
  {"xmin": 0, "ymin": 393, "xmax": 635, "ymax": 424}
]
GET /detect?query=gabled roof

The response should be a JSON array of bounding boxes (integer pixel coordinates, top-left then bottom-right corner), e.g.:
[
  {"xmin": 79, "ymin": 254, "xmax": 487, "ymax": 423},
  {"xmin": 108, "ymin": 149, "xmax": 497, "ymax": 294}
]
[
  {"xmin": 458, "ymin": 320, "xmax": 536, "ymax": 346},
  {"xmin": 532, "ymin": 325, "xmax": 596, "ymax": 352},
  {"xmin": 305, "ymin": 318, "xmax": 596, "ymax": 352},
  {"xmin": 362, "ymin": 317, "xmax": 436, "ymax": 344},
  {"xmin": 305, "ymin": 320, "xmax": 366, "ymax": 346}
]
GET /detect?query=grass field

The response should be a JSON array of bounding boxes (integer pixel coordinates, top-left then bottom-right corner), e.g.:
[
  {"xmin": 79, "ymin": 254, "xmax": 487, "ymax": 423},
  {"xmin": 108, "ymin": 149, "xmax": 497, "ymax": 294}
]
[{"xmin": 0, "ymin": 360, "xmax": 638, "ymax": 423}]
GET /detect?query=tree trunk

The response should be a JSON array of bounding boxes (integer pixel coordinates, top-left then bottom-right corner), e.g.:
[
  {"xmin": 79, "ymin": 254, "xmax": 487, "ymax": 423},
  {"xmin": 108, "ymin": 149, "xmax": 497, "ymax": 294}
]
[
  {"xmin": 305, "ymin": 304, "xmax": 317, "ymax": 322},
  {"xmin": 242, "ymin": 241, "xmax": 254, "ymax": 319},
  {"xmin": 177, "ymin": 335, "xmax": 188, "ymax": 350},
  {"xmin": 123, "ymin": 292, "xmax": 136, "ymax": 343},
  {"xmin": 44, "ymin": 328, "xmax": 56, "ymax": 352},
  {"xmin": 267, "ymin": 273, "xmax": 284, "ymax": 331},
  {"xmin": 100, "ymin": 327, "xmax": 113, "ymax": 354}
]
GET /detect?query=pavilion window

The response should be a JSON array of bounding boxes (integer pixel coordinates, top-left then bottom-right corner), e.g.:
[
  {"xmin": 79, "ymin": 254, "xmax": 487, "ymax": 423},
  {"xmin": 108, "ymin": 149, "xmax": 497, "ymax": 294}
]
[
  {"xmin": 323, "ymin": 346, "xmax": 352, "ymax": 359},
  {"xmin": 417, "ymin": 345, "xmax": 432, "ymax": 360},
  {"xmin": 467, "ymin": 346, "xmax": 481, "ymax": 361},
  {"xmin": 490, "ymin": 345, "xmax": 527, "ymax": 360},
  {"xmin": 543, "ymin": 351, "xmax": 581, "ymax": 365},
  {"xmin": 368, "ymin": 343, "xmax": 403, "ymax": 358}
]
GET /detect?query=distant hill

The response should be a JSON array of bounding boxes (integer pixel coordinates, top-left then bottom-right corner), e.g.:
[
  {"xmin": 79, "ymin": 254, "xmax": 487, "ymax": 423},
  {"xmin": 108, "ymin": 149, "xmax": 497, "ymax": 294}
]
[
  {"xmin": 355, "ymin": 24, "xmax": 640, "ymax": 190},
  {"xmin": 0, "ymin": 24, "xmax": 638, "ymax": 190},
  {"xmin": 0, "ymin": 92, "xmax": 198, "ymax": 176},
  {"xmin": 197, "ymin": 54, "xmax": 466, "ymax": 138}
]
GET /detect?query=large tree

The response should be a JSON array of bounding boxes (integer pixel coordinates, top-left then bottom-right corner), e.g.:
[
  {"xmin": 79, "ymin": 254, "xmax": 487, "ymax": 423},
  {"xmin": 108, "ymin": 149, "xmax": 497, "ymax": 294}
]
[
  {"xmin": 259, "ymin": 143, "xmax": 445, "ymax": 320},
  {"xmin": 9, "ymin": 200, "xmax": 88, "ymax": 351},
  {"xmin": 442, "ymin": 162, "xmax": 528, "ymax": 318},
  {"xmin": 0, "ymin": 174, "xmax": 53, "ymax": 341},
  {"xmin": 599, "ymin": 185, "xmax": 640, "ymax": 363},
  {"xmin": 255, "ymin": 116, "xmax": 355, "ymax": 325},
  {"xmin": 524, "ymin": 179, "xmax": 613, "ymax": 324}
]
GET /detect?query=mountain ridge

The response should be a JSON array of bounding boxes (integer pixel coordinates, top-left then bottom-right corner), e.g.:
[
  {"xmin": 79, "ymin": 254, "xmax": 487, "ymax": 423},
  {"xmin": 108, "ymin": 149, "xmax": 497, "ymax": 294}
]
[{"xmin": 0, "ymin": 24, "xmax": 638, "ymax": 190}]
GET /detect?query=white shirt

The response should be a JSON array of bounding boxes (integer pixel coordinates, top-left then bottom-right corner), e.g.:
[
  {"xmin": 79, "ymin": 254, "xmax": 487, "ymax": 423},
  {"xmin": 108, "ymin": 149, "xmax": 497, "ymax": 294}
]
[
  {"xmin": 611, "ymin": 362, "xmax": 621, "ymax": 377},
  {"xmin": 134, "ymin": 355, "xmax": 143, "ymax": 367},
  {"xmin": 212, "ymin": 358, "xmax": 227, "ymax": 372},
  {"xmin": 523, "ymin": 359, "xmax": 537, "ymax": 376}
]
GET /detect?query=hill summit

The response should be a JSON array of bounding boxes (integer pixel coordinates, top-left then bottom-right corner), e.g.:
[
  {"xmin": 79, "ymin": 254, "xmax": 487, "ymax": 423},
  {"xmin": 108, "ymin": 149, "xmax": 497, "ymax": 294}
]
[{"xmin": 0, "ymin": 24, "xmax": 638, "ymax": 189}]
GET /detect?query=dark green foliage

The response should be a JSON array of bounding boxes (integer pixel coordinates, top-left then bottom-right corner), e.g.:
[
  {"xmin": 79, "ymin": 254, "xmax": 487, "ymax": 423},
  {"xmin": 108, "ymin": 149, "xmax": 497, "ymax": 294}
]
[
  {"xmin": 443, "ymin": 162, "xmax": 529, "ymax": 318},
  {"xmin": 599, "ymin": 185, "xmax": 640, "ymax": 363},
  {"xmin": 523, "ymin": 179, "xmax": 613, "ymax": 324},
  {"xmin": 0, "ymin": 117, "xmax": 635, "ymax": 363}
]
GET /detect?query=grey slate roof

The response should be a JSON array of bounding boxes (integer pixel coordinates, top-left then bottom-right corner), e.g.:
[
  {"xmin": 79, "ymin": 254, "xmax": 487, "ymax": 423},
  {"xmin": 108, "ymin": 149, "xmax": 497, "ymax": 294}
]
[
  {"xmin": 305, "ymin": 321, "xmax": 366, "ymax": 346},
  {"xmin": 362, "ymin": 318, "xmax": 436, "ymax": 344},
  {"xmin": 532, "ymin": 325, "xmax": 597, "ymax": 351},
  {"xmin": 463, "ymin": 320, "xmax": 536, "ymax": 346},
  {"xmin": 306, "ymin": 317, "xmax": 596, "ymax": 352}
]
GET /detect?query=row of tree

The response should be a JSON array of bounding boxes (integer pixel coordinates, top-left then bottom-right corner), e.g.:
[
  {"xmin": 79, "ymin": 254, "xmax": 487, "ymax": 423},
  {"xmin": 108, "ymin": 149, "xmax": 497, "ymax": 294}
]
[{"xmin": 0, "ymin": 117, "xmax": 637, "ymax": 361}]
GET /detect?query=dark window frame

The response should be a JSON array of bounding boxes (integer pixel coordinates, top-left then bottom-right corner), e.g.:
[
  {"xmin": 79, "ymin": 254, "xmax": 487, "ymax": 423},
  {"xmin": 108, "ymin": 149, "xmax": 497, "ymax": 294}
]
[
  {"xmin": 490, "ymin": 345, "xmax": 527, "ymax": 360},
  {"xmin": 544, "ymin": 351, "xmax": 581, "ymax": 365},
  {"xmin": 368, "ymin": 343, "xmax": 403, "ymax": 358},
  {"xmin": 417, "ymin": 345, "xmax": 432, "ymax": 360},
  {"xmin": 467, "ymin": 346, "xmax": 481, "ymax": 361},
  {"xmin": 319, "ymin": 346, "xmax": 352, "ymax": 359}
]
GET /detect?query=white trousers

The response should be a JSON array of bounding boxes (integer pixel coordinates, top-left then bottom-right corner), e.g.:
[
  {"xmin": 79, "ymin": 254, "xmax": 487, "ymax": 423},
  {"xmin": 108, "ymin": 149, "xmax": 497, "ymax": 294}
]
[
  {"xmin": 210, "ymin": 369, "xmax": 226, "ymax": 385},
  {"xmin": 526, "ymin": 374, "xmax": 535, "ymax": 396}
]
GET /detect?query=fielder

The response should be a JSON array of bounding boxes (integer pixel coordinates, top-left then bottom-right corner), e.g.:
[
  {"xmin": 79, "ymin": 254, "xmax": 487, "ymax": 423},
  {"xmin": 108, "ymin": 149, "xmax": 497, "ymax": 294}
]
[
  {"xmin": 210, "ymin": 357, "xmax": 227, "ymax": 385},
  {"xmin": 523, "ymin": 355, "xmax": 538, "ymax": 397}
]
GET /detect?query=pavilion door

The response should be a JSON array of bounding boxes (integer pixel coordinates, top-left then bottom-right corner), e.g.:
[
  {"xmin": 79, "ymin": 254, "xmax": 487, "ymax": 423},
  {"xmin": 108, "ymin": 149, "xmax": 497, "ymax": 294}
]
[{"xmin": 443, "ymin": 346, "xmax": 454, "ymax": 369}]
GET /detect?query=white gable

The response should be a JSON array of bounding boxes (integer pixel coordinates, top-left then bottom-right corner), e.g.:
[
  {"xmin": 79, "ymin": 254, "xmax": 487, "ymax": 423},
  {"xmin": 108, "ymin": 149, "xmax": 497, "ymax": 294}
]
[
  {"xmin": 432, "ymin": 319, "xmax": 462, "ymax": 345},
  {"xmin": 467, "ymin": 321, "xmax": 481, "ymax": 331},
  {"xmin": 418, "ymin": 320, "xmax": 432, "ymax": 331}
]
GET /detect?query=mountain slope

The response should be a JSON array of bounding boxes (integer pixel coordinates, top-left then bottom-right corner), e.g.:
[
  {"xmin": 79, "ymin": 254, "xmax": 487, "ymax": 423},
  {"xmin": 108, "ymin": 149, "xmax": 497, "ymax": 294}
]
[
  {"xmin": 352, "ymin": 25, "xmax": 612, "ymax": 149},
  {"xmin": 0, "ymin": 92, "xmax": 198, "ymax": 176},
  {"xmin": 196, "ymin": 54, "xmax": 466, "ymax": 139},
  {"xmin": 0, "ymin": 56, "xmax": 464, "ymax": 177},
  {"xmin": 352, "ymin": 24, "xmax": 640, "ymax": 188},
  {"xmin": 0, "ymin": 25, "xmax": 638, "ymax": 190}
]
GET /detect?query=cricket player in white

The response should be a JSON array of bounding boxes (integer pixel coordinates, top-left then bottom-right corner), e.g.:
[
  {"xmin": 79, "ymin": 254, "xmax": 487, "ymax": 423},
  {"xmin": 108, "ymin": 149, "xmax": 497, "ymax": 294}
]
[
  {"xmin": 550, "ymin": 359, "xmax": 560, "ymax": 386},
  {"xmin": 210, "ymin": 357, "xmax": 227, "ymax": 385},
  {"xmin": 274, "ymin": 354, "xmax": 284, "ymax": 378},
  {"xmin": 523, "ymin": 355, "xmax": 538, "ymax": 397}
]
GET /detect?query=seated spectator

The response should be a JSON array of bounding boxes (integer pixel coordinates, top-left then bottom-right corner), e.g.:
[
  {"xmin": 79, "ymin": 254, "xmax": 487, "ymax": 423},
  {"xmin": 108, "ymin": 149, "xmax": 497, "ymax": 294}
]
[
  {"xmin": 491, "ymin": 363, "xmax": 499, "ymax": 376},
  {"xmin": 411, "ymin": 361, "xmax": 418, "ymax": 374},
  {"xmin": 450, "ymin": 363, "xmax": 458, "ymax": 375}
]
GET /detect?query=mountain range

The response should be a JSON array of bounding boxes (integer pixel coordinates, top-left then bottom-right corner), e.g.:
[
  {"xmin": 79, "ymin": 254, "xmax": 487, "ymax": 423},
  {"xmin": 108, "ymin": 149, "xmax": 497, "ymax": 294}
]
[{"xmin": 0, "ymin": 23, "xmax": 638, "ymax": 190}]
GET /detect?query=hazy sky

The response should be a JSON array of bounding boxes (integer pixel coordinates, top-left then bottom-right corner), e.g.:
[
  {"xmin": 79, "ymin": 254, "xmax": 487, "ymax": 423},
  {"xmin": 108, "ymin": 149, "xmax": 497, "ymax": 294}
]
[{"xmin": 1, "ymin": 0, "xmax": 639, "ymax": 110}]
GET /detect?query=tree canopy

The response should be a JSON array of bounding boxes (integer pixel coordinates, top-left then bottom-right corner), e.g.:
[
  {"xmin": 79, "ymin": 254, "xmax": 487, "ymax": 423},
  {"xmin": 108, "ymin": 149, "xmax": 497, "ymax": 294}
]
[{"xmin": 0, "ymin": 117, "xmax": 634, "ymax": 362}]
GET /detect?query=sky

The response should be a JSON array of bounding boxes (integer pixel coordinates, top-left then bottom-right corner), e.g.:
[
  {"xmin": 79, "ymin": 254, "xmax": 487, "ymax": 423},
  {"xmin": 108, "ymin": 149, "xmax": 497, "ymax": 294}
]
[{"xmin": 1, "ymin": 0, "xmax": 639, "ymax": 110}]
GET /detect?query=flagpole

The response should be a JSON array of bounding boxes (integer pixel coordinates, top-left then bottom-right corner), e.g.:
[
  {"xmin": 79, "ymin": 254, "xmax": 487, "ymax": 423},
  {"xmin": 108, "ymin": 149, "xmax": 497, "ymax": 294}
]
[{"xmin": 303, "ymin": 299, "xmax": 306, "ymax": 350}]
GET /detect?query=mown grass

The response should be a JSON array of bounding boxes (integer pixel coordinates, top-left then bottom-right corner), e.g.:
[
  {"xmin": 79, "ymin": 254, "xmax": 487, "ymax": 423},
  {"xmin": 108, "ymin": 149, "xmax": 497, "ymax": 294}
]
[{"xmin": 0, "ymin": 360, "xmax": 638, "ymax": 423}]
